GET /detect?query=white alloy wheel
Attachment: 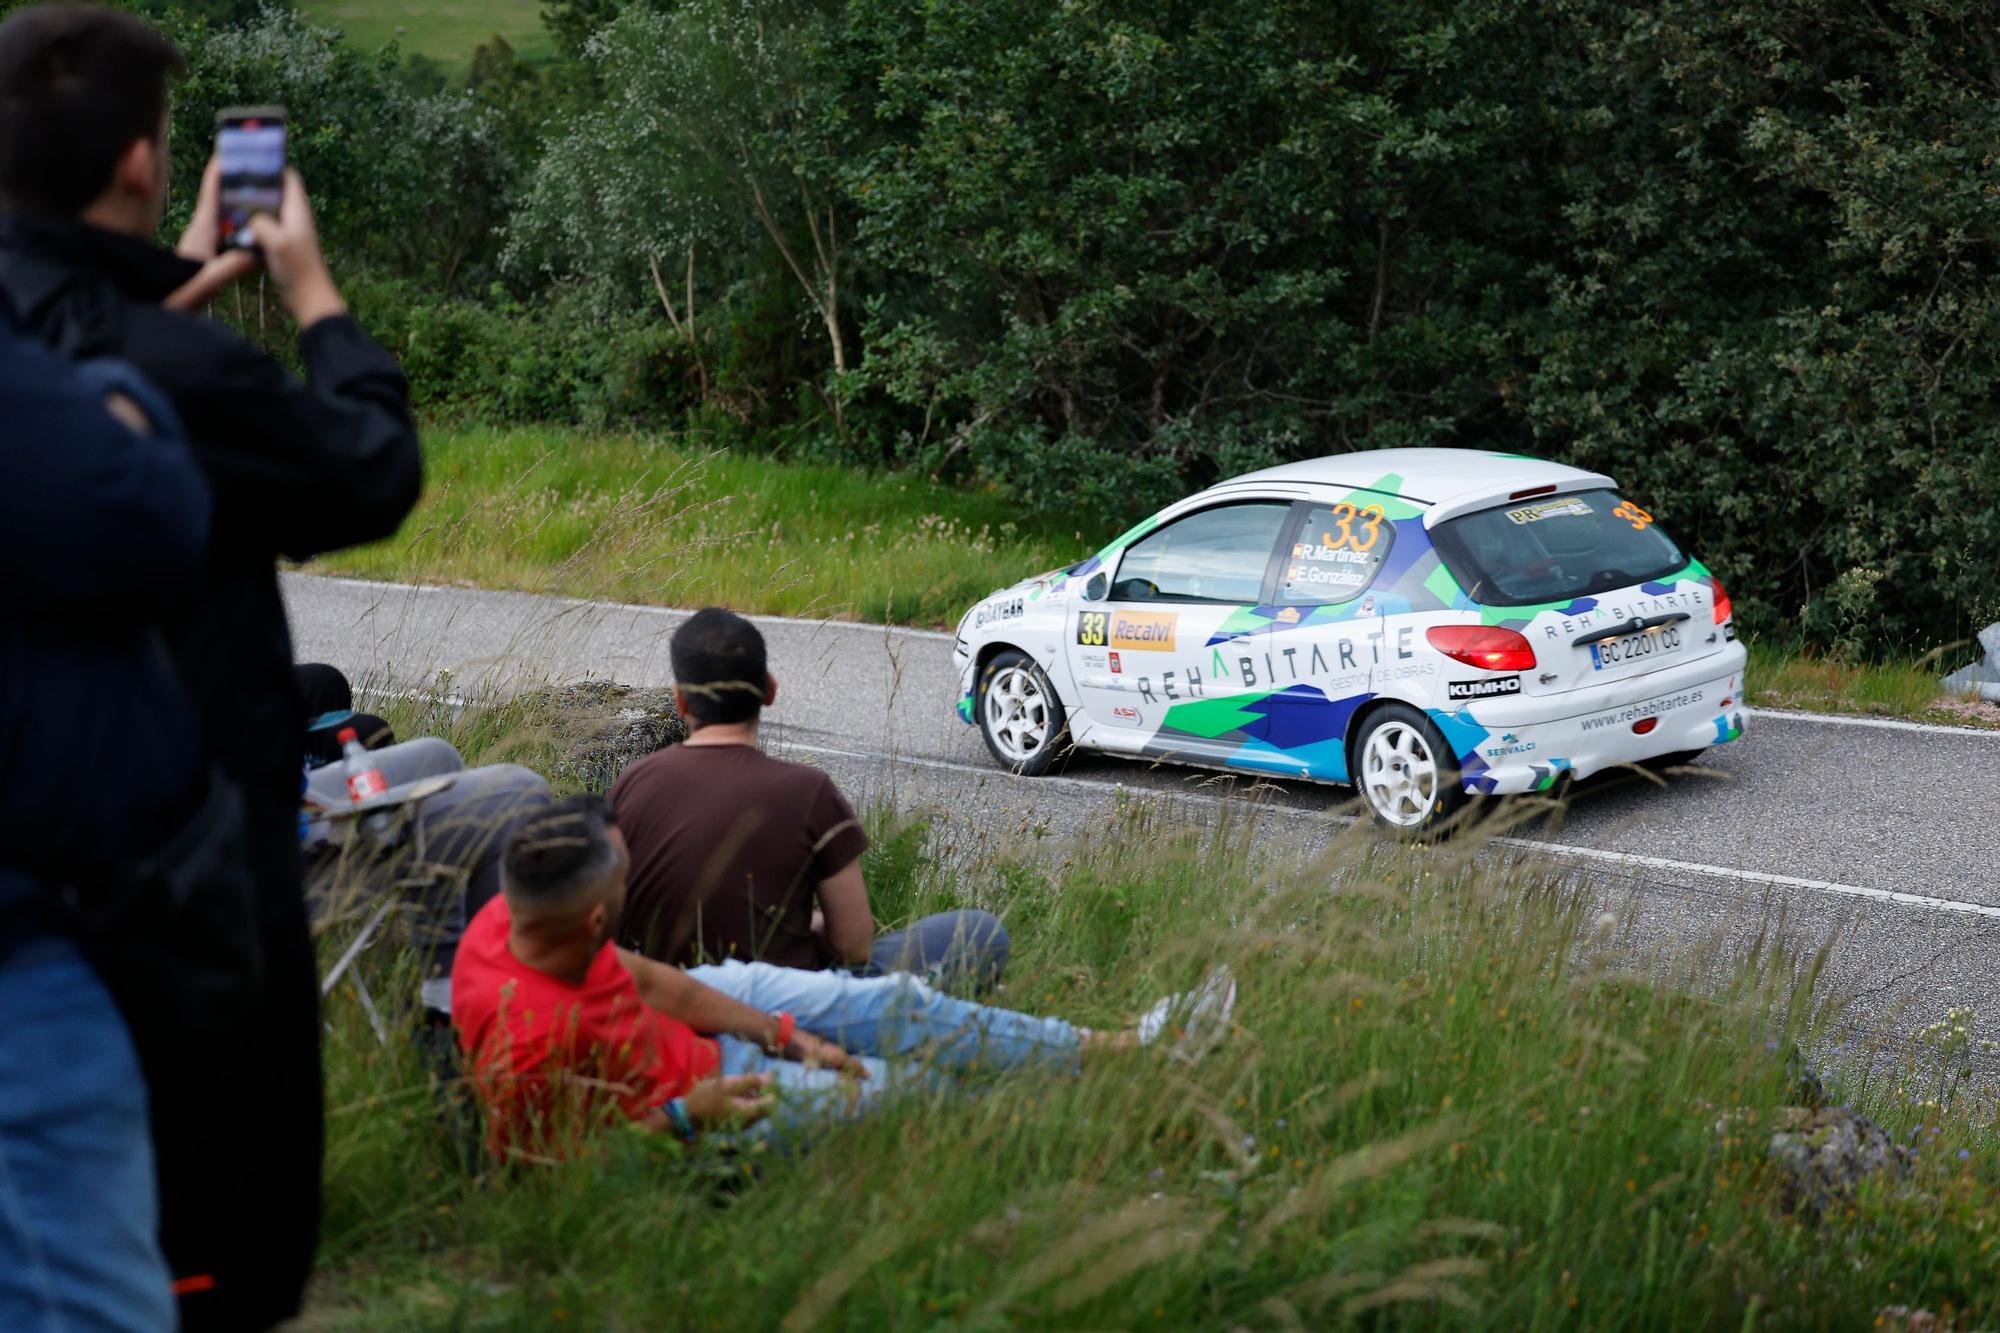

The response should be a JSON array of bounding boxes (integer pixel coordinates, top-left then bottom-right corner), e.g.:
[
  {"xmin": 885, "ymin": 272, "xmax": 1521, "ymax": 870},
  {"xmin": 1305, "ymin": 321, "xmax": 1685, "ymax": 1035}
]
[
  {"xmin": 1360, "ymin": 719, "xmax": 1443, "ymax": 828},
  {"xmin": 983, "ymin": 662, "xmax": 1053, "ymax": 766}
]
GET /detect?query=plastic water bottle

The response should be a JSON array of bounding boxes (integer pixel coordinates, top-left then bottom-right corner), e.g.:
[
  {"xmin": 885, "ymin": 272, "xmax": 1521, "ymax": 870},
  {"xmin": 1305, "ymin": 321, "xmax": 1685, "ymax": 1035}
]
[{"xmin": 339, "ymin": 727, "xmax": 388, "ymax": 802}]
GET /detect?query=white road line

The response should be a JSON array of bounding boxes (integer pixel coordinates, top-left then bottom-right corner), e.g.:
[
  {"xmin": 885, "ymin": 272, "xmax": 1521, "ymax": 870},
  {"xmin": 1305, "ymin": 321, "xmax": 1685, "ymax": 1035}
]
[
  {"xmin": 779, "ymin": 740, "xmax": 2000, "ymax": 921},
  {"xmin": 291, "ymin": 573, "xmax": 958, "ymax": 641},
  {"xmin": 1751, "ymin": 706, "xmax": 1997, "ymax": 740}
]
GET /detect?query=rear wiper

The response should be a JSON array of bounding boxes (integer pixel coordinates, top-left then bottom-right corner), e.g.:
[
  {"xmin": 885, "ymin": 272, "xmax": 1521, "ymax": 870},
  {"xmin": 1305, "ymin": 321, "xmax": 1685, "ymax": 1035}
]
[{"xmin": 1570, "ymin": 611, "xmax": 1690, "ymax": 648}]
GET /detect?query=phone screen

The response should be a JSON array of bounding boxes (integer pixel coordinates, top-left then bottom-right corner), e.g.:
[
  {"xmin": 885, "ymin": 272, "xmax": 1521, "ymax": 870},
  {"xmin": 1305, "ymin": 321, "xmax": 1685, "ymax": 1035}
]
[{"xmin": 215, "ymin": 112, "xmax": 285, "ymax": 251}]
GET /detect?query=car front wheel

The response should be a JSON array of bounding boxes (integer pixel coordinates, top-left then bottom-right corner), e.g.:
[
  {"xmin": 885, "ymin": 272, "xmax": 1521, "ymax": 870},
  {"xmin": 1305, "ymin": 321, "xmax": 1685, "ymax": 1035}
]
[
  {"xmin": 976, "ymin": 649, "xmax": 1068, "ymax": 776},
  {"xmin": 1353, "ymin": 704, "xmax": 1466, "ymax": 835}
]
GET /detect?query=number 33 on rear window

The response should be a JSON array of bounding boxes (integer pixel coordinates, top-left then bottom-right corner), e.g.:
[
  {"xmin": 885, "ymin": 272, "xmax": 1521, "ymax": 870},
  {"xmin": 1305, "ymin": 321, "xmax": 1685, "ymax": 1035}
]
[{"xmin": 1613, "ymin": 501, "xmax": 1655, "ymax": 531}]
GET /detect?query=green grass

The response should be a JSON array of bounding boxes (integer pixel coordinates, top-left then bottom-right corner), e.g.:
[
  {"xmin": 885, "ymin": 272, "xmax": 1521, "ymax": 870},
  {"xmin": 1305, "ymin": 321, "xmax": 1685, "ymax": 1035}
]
[
  {"xmin": 297, "ymin": 0, "xmax": 551, "ymax": 69},
  {"xmin": 1746, "ymin": 639, "xmax": 2000, "ymax": 730},
  {"xmin": 310, "ymin": 424, "xmax": 1082, "ymax": 627},
  {"xmin": 304, "ymin": 701, "xmax": 2000, "ymax": 1326},
  {"xmin": 316, "ymin": 424, "xmax": 2000, "ymax": 728}
]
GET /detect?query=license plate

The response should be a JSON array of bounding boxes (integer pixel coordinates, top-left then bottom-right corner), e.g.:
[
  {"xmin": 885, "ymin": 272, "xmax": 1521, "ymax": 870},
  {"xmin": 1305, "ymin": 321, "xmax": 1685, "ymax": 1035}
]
[{"xmin": 1590, "ymin": 624, "xmax": 1682, "ymax": 670}]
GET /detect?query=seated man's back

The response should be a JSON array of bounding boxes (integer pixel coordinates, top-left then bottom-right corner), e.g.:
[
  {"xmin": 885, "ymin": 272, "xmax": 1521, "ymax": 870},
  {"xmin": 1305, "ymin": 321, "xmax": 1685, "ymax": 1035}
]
[{"xmin": 611, "ymin": 741, "xmax": 866, "ymax": 969}]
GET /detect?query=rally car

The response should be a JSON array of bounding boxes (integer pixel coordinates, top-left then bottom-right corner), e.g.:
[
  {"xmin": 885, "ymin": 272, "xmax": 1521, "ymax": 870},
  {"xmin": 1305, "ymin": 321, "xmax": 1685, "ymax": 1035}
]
[{"xmin": 951, "ymin": 448, "xmax": 1746, "ymax": 831}]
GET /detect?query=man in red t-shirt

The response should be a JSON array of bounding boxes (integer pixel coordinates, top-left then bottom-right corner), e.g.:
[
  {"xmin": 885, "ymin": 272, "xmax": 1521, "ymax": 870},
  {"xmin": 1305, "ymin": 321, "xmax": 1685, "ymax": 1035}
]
[
  {"xmin": 611, "ymin": 608, "xmax": 1009, "ymax": 989},
  {"xmin": 452, "ymin": 798, "xmax": 1234, "ymax": 1156}
]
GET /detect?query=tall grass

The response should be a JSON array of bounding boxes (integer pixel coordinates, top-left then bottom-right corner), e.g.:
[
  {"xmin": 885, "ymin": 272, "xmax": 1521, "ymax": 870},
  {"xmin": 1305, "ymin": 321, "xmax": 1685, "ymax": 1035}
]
[
  {"xmin": 305, "ymin": 704, "xmax": 2000, "ymax": 1327},
  {"xmin": 310, "ymin": 425, "xmax": 1080, "ymax": 627}
]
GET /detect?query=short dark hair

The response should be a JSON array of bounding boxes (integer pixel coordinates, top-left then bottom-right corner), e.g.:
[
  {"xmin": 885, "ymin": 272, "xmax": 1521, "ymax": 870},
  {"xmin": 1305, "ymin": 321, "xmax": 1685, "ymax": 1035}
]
[
  {"xmin": 502, "ymin": 795, "xmax": 622, "ymax": 908},
  {"xmin": 669, "ymin": 607, "xmax": 768, "ymax": 725},
  {"xmin": 0, "ymin": 4, "xmax": 185, "ymax": 217}
]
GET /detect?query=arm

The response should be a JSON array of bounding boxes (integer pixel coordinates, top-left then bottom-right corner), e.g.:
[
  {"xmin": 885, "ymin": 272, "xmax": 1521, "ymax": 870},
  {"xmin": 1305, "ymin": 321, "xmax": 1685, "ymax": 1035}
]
[
  {"xmin": 0, "ymin": 345, "xmax": 210, "ymax": 608},
  {"xmin": 814, "ymin": 858, "xmax": 876, "ymax": 967},
  {"xmin": 616, "ymin": 947, "xmax": 860, "ymax": 1075},
  {"xmin": 161, "ymin": 166, "xmax": 422, "ymax": 560}
]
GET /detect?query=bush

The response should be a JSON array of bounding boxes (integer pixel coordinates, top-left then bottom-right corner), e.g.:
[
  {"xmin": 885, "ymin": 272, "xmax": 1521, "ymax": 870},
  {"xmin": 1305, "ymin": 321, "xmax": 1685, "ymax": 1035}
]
[{"xmin": 341, "ymin": 275, "xmax": 700, "ymax": 426}]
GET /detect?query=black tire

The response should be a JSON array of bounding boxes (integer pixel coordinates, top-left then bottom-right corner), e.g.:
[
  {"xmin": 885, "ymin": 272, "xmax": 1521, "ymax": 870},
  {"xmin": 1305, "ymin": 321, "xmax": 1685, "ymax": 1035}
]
[
  {"xmin": 975, "ymin": 649, "xmax": 1069, "ymax": 776},
  {"xmin": 1350, "ymin": 703, "xmax": 1468, "ymax": 837}
]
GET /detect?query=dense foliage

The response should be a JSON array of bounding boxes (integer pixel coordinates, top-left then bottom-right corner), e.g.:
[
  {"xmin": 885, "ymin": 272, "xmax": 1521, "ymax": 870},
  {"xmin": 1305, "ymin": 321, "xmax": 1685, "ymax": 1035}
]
[{"xmin": 126, "ymin": 1, "xmax": 2000, "ymax": 647}]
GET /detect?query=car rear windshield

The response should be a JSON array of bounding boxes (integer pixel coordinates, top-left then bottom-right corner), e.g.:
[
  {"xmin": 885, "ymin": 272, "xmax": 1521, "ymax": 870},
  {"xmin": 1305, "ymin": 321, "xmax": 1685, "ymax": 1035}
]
[{"xmin": 1429, "ymin": 489, "xmax": 1688, "ymax": 606}]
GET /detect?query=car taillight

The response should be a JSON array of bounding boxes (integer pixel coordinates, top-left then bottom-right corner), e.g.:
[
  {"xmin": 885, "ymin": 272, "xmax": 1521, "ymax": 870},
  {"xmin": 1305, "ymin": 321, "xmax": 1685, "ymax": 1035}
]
[
  {"xmin": 1712, "ymin": 579, "xmax": 1733, "ymax": 624},
  {"xmin": 1426, "ymin": 625, "xmax": 1538, "ymax": 672}
]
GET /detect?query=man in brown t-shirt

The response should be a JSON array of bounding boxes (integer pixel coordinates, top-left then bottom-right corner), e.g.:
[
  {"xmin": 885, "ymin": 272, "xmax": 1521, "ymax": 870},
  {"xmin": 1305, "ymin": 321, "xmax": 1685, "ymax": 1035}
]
[{"xmin": 611, "ymin": 608, "xmax": 1009, "ymax": 987}]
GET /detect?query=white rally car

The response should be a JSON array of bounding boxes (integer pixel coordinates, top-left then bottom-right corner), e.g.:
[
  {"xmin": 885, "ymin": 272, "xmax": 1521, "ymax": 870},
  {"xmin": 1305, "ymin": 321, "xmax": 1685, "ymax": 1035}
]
[{"xmin": 951, "ymin": 448, "xmax": 1747, "ymax": 831}]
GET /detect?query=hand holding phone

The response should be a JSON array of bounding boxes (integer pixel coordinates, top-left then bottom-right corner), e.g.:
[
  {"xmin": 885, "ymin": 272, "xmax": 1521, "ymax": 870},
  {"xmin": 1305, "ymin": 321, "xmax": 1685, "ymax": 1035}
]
[{"xmin": 214, "ymin": 106, "xmax": 286, "ymax": 253}]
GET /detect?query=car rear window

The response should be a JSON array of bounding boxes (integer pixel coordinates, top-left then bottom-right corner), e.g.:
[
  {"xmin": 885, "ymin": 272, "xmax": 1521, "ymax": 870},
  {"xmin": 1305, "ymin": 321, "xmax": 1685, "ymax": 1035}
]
[{"xmin": 1429, "ymin": 489, "xmax": 1688, "ymax": 606}]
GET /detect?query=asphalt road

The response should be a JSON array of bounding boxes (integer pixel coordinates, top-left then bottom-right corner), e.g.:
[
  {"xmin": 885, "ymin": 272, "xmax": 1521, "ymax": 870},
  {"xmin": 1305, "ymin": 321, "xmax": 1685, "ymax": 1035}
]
[{"xmin": 284, "ymin": 572, "xmax": 2000, "ymax": 1062}]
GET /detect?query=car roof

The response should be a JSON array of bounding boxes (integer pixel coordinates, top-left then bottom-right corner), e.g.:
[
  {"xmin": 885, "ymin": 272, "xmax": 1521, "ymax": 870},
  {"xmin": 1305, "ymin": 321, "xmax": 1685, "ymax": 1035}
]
[{"xmin": 1208, "ymin": 448, "xmax": 1617, "ymax": 522}]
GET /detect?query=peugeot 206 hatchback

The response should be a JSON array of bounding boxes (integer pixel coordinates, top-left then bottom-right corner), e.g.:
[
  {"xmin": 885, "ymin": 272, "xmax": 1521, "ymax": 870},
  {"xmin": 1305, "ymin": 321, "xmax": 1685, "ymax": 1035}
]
[{"xmin": 952, "ymin": 448, "xmax": 1746, "ymax": 831}]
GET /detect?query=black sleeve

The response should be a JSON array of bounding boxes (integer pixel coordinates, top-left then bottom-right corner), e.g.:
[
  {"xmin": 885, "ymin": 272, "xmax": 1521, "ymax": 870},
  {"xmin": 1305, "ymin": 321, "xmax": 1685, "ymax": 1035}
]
[
  {"xmin": 160, "ymin": 312, "xmax": 423, "ymax": 561},
  {"xmin": 0, "ymin": 345, "xmax": 211, "ymax": 610}
]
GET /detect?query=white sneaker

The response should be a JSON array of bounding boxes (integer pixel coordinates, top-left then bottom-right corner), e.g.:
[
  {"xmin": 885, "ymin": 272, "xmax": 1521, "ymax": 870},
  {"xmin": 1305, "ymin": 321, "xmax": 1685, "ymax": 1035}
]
[{"xmin": 1137, "ymin": 965, "xmax": 1237, "ymax": 1061}]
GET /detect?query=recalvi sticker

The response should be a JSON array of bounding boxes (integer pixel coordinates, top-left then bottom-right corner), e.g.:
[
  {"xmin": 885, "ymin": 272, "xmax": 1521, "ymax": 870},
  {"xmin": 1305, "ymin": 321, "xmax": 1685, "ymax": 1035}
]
[
  {"xmin": 1077, "ymin": 610, "xmax": 1178, "ymax": 652},
  {"xmin": 1110, "ymin": 612, "xmax": 1177, "ymax": 652}
]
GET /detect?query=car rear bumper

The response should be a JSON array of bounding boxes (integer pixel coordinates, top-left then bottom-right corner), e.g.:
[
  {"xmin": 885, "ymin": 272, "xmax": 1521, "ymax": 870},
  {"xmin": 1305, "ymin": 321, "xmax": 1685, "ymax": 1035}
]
[{"xmin": 1442, "ymin": 643, "xmax": 1748, "ymax": 795}]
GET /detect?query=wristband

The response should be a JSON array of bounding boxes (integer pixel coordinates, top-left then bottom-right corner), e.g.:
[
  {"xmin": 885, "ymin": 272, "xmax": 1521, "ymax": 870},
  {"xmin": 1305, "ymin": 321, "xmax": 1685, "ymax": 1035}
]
[
  {"xmin": 661, "ymin": 1097, "xmax": 696, "ymax": 1144},
  {"xmin": 766, "ymin": 1010, "xmax": 796, "ymax": 1055}
]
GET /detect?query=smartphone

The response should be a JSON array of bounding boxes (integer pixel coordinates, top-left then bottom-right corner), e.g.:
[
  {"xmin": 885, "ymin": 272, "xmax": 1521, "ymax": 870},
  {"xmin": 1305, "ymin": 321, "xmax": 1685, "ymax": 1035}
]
[{"xmin": 214, "ymin": 106, "xmax": 286, "ymax": 252}]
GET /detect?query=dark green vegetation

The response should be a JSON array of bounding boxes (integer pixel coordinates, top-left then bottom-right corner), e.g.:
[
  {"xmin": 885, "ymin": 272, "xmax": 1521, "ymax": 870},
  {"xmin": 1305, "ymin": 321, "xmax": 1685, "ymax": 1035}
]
[
  {"xmin": 120, "ymin": 0, "xmax": 1999, "ymax": 656},
  {"xmin": 306, "ymin": 698, "xmax": 2000, "ymax": 1325}
]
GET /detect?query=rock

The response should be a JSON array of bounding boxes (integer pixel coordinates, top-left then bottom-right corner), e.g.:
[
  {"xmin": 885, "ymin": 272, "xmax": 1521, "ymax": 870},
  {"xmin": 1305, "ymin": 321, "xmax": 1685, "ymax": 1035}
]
[
  {"xmin": 1766, "ymin": 1105, "xmax": 1912, "ymax": 1214},
  {"xmin": 1942, "ymin": 622, "xmax": 2000, "ymax": 703},
  {"xmin": 516, "ymin": 681, "xmax": 686, "ymax": 792}
]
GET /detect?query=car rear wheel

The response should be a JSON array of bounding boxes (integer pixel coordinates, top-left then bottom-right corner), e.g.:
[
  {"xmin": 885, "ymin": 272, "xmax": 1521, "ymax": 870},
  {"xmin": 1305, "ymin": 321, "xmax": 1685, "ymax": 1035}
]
[
  {"xmin": 1353, "ymin": 704, "xmax": 1466, "ymax": 835},
  {"xmin": 977, "ymin": 649, "xmax": 1068, "ymax": 776}
]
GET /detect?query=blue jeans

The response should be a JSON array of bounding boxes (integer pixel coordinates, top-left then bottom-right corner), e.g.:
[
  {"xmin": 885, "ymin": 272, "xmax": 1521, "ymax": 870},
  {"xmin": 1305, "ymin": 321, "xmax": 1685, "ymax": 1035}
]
[
  {"xmin": 0, "ymin": 934, "xmax": 172, "ymax": 1333},
  {"xmin": 866, "ymin": 909, "xmax": 1010, "ymax": 994},
  {"xmin": 687, "ymin": 960, "xmax": 1080, "ymax": 1142}
]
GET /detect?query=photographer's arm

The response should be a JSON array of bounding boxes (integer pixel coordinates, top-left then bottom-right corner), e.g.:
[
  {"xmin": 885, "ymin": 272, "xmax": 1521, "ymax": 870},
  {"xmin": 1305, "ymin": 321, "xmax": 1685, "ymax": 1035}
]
[{"xmin": 153, "ymin": 164, "xmax": 422, "ymax": 559}]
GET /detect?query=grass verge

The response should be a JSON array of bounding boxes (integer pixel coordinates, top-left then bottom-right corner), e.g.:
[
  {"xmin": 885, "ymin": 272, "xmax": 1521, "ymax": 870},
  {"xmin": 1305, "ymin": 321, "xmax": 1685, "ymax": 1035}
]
[
  {"xmin": 313, "ymin": 424, "xmax": 1999, "ymax": 729},
  {"xmin": 303, "ymin": 698, "xmax": 2000, "ymax": 1328},
  {"xmin": 309, "ymin": 424, "xmax": 1079, "ymax": 628},
  {"xmin": 1746, "ymin": 640, "xmax": 1999, "ymax": 731}
]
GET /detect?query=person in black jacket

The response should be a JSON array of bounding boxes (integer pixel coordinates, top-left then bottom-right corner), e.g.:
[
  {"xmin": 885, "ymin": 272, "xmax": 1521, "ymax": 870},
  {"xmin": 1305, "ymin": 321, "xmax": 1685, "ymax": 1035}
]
[
  {"xmin": 0, "ymin": 7, "xmax": 423, "ymax": 1327},
  {"xmin": 0, "ymin": 326, "xmax": 208, "ymax": 1331}
]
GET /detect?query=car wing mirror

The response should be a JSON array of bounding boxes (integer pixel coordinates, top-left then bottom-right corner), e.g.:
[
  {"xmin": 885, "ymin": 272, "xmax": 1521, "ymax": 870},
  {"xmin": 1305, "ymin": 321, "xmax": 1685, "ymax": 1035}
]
[{"xmin": 1084, "ymin": 572, "xmax": 1109, "ymax": 602}]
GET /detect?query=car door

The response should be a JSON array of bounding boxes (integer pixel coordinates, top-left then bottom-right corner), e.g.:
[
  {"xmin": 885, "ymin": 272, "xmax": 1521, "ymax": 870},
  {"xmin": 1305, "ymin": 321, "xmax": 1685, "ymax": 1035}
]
[
  {"xmin": 1257, "ymin": 496, "xmax": 1404, "ymax": 781},
  {"xmin": 1068, "ymin": 500, "xmax": 1293, "ymax": 764}
]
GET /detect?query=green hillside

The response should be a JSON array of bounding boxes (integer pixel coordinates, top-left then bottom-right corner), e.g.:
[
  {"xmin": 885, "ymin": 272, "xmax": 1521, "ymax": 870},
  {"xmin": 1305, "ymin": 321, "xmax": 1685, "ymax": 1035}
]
[{"xmin": 296, "ymin": 0, "xmax": 549, "ymax": 67}]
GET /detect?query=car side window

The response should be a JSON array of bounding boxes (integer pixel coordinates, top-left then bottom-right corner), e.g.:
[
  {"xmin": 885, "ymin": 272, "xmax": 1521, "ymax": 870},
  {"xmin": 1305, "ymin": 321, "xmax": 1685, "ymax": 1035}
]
[
  {"xmin": 1110, "ymin": 502, "xmax": 1292, "ymax": 604},
  {"xmin": 1278, "ymin": 500, "xmax": 1395, "ymax": 605}
]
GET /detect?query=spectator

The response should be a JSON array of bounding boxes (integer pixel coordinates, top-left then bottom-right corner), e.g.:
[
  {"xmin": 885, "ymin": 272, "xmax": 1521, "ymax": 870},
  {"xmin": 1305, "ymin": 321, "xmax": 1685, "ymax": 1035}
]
[
  {"xmin": 0, "ymin": 326, "xmax": 209, "ymax": 1330},
  {"xmin": 0, "ymin": 7, "xmax": 422, "ymax": 1325},
  {"xmin": 296, "ymin": 662, "xmax": 395, "ymax": 765},
  {"xmin": 613, "ymin": 609, "xmax": 1010, "ymax": 990},
  {"xmin": 453, "ymin": 799, "xmax": 1234, "ymax": 1157}
]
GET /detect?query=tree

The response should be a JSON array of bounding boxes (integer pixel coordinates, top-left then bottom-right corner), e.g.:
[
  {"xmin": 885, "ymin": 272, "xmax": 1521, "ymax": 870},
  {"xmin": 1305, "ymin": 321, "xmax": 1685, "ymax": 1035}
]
[{"xmin": 509, "ymin": 0, "xmax": 854, "ymax": 427}]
